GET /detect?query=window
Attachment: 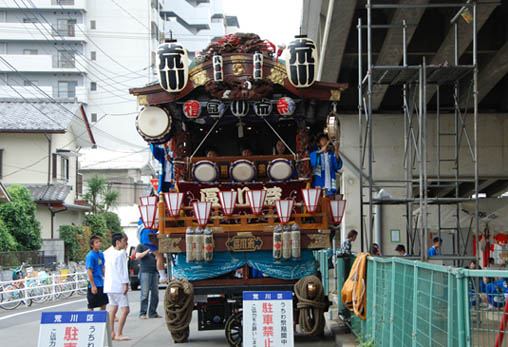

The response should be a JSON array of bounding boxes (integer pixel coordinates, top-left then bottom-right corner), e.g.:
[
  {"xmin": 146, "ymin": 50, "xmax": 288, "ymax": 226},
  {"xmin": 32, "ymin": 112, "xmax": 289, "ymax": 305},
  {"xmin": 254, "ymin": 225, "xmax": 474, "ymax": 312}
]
[
  {"xmin": 90, "ymin": 82, "xmax": 97, "ymax": 91},
  {"xmin": 90, "ymin": 51, "xmax": 96, "ymax": 61},
  {"xmin": 57, "ymin": 50, "xmax": 75, "ymax": 68},
  {"xmin": 55, "ymin": 0, "xmax": 75, "ymax": 5},
  {"xmin": 76, "ymin": 173, "xmax": 83, "ymax": 195},
  {"xmin": 90, "ymin": 20, "xmax": 96, "ymax": 30},
  {"xmin": 0, "ymin": 11, "xmax": 6, "ymax": 23},
  {"xmin": 52, "ymin": 153, "xmax": 57, "ymax": 179},
  {"xmin": 23, "ymin": 18, "xmax": 38, "ymax": 23},
  {"xmin": 23, "ymin": 80, "xmax": 38, "ymax": 86},
  {"xmin": 91, "ymin": 113, "xmax": 97, "ymax": 122},
  {"xmin": 23, "ymin": 49, "xmax": 38, "ymax": 55},
  {"xmin": 57, "ymin": 80, "xmax": 77, "ymax": 98},
  {"xmin": 0, "ymin": 42, "xmax": 6, "ymax": 54},
  {"xmin": 56, "ymin": 19, "xmax": 76, "ymax": 37},
  {"xmin": 60, "ymin": 156, "xmax": 69, "ymax": 180}
]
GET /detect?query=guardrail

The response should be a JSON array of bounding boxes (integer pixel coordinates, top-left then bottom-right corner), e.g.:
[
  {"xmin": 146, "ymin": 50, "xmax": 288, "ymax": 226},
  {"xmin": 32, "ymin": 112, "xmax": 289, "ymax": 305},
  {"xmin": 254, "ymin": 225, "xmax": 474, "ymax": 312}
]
[
  {"xmin": 0, "ymin": 271, "xmax": 88, "ymax": 310},
  {"xmin": 336, "ymin": 256, "xmax": 508, "ymax": 347}
]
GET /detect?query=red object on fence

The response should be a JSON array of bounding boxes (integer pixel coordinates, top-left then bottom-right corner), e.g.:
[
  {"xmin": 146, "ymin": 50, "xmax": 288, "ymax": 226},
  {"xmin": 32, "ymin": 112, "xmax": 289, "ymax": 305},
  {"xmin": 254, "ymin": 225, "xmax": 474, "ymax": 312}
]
[{"xmin": 495, "ymin": 299, "xmax": 508, "ymax": 347}]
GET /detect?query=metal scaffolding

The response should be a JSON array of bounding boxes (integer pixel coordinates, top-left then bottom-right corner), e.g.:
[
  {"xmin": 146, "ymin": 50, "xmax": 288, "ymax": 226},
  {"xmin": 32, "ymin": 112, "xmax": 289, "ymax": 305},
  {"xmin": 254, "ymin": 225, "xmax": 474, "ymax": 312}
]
[{"xmin": 358, "ymin": 1, "xmax": 480, "ymax": 261}]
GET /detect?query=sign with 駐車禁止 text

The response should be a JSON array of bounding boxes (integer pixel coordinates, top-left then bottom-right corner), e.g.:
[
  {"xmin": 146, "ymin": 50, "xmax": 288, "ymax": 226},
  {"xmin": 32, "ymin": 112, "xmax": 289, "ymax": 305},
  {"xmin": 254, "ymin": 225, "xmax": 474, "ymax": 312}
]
[
  {"xmin": 243, "ymin": 291, "xmax": 294, "ymax": 347},
  {"xmin": 38, "ymin": 311, "xmax": 111, "ymax": 347}
]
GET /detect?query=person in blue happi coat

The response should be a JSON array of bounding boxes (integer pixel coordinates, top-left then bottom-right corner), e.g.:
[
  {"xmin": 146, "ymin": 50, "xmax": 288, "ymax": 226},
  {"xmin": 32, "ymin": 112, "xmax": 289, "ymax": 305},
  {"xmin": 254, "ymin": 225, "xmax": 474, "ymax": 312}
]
[
  {"xmin": 150, "ymin": 143, "xmax": 174, "ymax": 193},
  {"xmin": 310, "ymin": 134, "xmax": 343, "ymax": 196}
]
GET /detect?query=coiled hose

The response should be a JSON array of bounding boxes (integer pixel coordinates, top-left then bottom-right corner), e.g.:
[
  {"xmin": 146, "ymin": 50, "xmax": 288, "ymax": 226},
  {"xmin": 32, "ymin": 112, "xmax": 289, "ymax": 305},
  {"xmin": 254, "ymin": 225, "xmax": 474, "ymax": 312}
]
[
  {"xmin": 294, "ymin": 275, "xmax": 327, "ymax": 336},
  {"xmin": 164, "ymin": 278, "xmax": 194, "ymax": 343}
]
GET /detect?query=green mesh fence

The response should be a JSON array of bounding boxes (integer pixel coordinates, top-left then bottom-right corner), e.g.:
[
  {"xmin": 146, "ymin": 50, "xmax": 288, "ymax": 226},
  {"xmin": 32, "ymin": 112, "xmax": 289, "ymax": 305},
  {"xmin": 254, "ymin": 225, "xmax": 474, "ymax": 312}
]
[{"xmin": 335, "ymin": 257, "xmax": 508, "ymax": 347}]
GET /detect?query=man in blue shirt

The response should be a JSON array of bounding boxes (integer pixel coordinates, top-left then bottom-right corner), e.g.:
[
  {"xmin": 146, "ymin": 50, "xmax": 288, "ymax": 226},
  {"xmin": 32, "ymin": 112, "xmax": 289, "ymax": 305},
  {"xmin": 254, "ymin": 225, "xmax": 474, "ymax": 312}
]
[
  {"xmin": 150, "ymin": 143, "xmax": 174, "ymax": 193},
  {"xmin": 428, "ymin": 237, "xmax": 442, "ymax": 257},
  {"xmin": 86, "ymin": 234, "xmax": 108, "ymax": 311}
]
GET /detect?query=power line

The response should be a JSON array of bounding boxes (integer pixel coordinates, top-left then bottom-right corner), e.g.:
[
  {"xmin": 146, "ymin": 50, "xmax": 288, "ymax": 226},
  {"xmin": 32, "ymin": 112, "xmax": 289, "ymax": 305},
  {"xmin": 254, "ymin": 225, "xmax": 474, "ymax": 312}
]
[
  {"xmin": 0, "ymin": 57, "xmax": 145, "ymax": 149},
  {"xmin": 107, "ymin": 0, "xmax": 150, "ymax": 31},
  {"xmin": 17, "ymin": 0, "xmax": 139, "ymax": 97}
]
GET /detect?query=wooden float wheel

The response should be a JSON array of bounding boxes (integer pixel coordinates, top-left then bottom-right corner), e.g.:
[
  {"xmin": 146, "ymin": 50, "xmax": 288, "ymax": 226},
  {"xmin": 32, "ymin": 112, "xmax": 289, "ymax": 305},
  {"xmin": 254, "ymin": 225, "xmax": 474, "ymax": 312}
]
[{"xmin": 225, "ymin": 310, "xmax": 243, "ymax": 347}]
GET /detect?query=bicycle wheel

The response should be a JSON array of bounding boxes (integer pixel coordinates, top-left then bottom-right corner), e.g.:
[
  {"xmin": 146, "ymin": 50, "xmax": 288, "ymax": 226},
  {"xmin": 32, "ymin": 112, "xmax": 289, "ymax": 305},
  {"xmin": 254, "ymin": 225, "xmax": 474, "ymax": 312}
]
[
  {"xmin": 0, "ymin": 284, "xmax": 22, "ymax": 310},
  {"xmin": 76, "ymin": 274, "xmax": 88, "ymax": 295},
  {"xmin": 59, "ymin": 278, "xmax": 74, "ymax": 299}
]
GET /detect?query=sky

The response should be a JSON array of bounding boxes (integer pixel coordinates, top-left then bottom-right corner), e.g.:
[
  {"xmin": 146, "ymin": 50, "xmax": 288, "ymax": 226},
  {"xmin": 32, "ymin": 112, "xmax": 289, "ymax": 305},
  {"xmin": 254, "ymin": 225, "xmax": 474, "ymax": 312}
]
[{"xmin": 223, "ymin": 0, "xmax": 303, "ymax": 48}]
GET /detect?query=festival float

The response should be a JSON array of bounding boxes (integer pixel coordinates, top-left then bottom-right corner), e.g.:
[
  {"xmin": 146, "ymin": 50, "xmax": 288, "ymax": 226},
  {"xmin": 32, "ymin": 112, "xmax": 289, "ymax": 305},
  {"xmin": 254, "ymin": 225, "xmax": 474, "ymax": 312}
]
[{"xmin": 129, "ymin": 33, "xmax": 348, "ymax": 346}]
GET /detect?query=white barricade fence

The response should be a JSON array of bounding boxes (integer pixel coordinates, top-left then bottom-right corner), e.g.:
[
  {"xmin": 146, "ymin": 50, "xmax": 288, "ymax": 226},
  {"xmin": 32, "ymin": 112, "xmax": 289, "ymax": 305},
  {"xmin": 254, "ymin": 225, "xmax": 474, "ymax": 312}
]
[{"xmin": 0, "ymin": 271, "xmax": 88, "ymax": 307}]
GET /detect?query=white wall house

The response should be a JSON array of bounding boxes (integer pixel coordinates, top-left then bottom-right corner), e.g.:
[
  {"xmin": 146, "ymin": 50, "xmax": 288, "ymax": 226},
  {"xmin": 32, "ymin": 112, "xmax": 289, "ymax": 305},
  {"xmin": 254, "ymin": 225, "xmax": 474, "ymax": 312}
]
[
  {"xmin": 79, "ymin": 147, "xmax": 153, "ymax": 249},
  {"xmin": 0, "ymin": 100, "xmax": 95, "ymax": 261}
]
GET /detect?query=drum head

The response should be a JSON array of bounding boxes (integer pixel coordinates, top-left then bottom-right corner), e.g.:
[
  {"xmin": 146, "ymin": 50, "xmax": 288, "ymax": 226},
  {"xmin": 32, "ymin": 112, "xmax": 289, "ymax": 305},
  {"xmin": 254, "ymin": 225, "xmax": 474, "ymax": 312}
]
[
  {"xmin": 193, "ymin": 161, "xmax": 218, "ymax": 183},
  {"xmin": 137, "ymin": 106, "xmax": 171, "ymax": 138},
  {"xmin": 230, "ymin": 160, "xmax": 256, "ymax": 182},
  {"xmin": 268, "ymin": 159, "xmax": 293, "ymax": 181}
]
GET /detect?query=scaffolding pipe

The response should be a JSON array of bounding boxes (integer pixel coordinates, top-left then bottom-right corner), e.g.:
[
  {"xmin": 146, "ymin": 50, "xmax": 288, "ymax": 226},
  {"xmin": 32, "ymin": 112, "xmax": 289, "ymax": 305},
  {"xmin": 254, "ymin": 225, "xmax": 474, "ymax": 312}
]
[
  {"xmin": 473, "ymin": 1, "xmax": 481, "ymax": 267},
  {"xmin": 367, "ymin": 0, "xmax": 374, "ymax": 252},
  {"xmin": 358, "ymin": 17, "xmax": 364, "ymax": 251}
]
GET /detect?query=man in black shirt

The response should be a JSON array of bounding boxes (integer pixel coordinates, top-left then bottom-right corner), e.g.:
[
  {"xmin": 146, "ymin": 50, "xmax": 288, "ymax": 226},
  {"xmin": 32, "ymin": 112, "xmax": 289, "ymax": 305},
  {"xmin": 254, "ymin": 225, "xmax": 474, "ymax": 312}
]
[{"xmin": 135, "ymin": 243, "xmax": 161, "ymax": 319}]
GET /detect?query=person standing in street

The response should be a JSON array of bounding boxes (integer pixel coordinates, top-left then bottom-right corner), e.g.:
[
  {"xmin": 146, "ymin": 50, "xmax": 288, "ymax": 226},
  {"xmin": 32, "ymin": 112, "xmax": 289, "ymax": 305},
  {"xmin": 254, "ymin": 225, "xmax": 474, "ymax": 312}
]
[
  {"xmin": 136, "ymin": 243, "xmax": 161, "ymax": 319},
  {"xmin": 428, "ymin": 237, "xmax": 442, "ymax": 257},
  {"xmin": 86, "ymin": 234, "xmax": 108, "ymax": 311},
  {"xmin": 104, "ymin": 232, "xmax": 131, "ymax": 341}
]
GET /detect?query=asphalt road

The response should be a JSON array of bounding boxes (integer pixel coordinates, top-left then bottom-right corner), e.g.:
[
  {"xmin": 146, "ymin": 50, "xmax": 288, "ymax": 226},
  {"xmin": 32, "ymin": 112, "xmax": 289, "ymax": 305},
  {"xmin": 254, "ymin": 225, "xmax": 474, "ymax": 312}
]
[{"xmin": 0, "ymin": 289, "xmax": 336, "ymax": 346}]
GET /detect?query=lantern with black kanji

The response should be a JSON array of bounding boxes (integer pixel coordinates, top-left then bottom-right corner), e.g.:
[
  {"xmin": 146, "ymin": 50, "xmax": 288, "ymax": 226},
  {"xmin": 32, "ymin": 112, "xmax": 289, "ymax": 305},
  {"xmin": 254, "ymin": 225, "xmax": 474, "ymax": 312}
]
[
  {"xmin": 157, "ymin": 38, "xmax": 189, "ymax": 93},
  {"xmin": 285, "ymin": 35, "xmax": 318, "ymax": 88},
  {"xmin": 254, "ymin": 99, "xmax": 272, "ymax": 117},
  {"xmin": 206, "ymin": 99, "xmax": 226, "ymax": 118},
  {"xmin": 231, "ymin": 100, "xmax": 249, "ymax": 118}
]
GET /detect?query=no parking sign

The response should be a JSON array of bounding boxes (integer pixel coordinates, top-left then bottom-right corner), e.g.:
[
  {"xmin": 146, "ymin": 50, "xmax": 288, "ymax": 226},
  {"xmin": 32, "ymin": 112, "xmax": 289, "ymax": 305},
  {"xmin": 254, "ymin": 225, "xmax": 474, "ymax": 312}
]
[
  {"xmin": 38, "ymin": 311, "xmax": 112, "ymax": 347},
  {"xmin": 243, "ymin": 291, "xmax": 294, "ymax": 347}
]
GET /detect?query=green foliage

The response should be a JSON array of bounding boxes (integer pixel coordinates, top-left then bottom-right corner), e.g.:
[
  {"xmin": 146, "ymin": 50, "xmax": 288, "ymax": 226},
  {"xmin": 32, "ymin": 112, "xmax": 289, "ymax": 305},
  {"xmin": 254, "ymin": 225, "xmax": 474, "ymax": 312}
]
[
  {"xmin": 102, "ymin": 211, "xmax": 122, "ymax": 234},
  {"xmin": 83, "ymin": 213, "xmax": 107, "ymax": 237},
  {"xmin": 0, "ymin": 219, "xmax": 18, "ymax": 252},
  {"xmin": 59, "ymin": 225, "xmax": 84, "ymax": 261},
  {"xmin": 83, "ymin": 174, "xmax": 107, "ymax": 214},
  {"xmin": 103, "ymin": 190, "xmax": 120, "ymax": 211},
  {"xmin": 0, "ymin": 185, "xmax": 41, "ymax": 250}
]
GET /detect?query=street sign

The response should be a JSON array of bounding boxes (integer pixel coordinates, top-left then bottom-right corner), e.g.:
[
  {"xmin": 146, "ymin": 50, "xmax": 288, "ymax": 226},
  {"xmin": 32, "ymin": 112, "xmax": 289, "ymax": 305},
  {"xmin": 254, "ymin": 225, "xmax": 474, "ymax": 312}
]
[
  {"xmin": 243, "ymin": 291, "xmax": 294, "ymax": 347},
  {"xmin": 38, "ymin": 311, "xmax": 112, "ymax": 347}
]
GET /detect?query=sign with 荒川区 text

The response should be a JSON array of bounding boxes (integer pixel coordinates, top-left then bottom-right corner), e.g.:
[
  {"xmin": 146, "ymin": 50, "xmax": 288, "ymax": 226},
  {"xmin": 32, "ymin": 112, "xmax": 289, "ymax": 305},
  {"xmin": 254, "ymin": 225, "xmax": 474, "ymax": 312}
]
[
  {"xmin": 38, "ymin": 311, "xmax": 111, "ymax": 347},
  {"xmin": 243, "ymin": 291, "xmax": 294, "ymax": 347}
]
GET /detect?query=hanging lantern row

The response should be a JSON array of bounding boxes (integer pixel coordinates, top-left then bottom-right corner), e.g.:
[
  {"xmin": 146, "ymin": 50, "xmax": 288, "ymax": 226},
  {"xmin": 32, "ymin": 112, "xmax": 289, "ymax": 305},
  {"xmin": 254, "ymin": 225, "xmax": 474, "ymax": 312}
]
[
  {"xmin": 157, "ymin": 34, "xmax": 319, "ymax": 94},
  {"xmin": 142, "ymin": 192, "xmax": 346, "ymax": 229},
  {"xmin": 182, "ymin": 97, "xmax": 296, "ymax": 119}
]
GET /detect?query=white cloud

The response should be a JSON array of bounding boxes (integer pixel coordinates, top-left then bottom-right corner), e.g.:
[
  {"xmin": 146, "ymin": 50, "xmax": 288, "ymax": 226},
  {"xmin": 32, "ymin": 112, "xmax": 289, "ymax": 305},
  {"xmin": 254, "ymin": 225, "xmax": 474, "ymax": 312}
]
[{"xmin": 223, "ymin": 0, "xmax": 303, "ymax": 48}]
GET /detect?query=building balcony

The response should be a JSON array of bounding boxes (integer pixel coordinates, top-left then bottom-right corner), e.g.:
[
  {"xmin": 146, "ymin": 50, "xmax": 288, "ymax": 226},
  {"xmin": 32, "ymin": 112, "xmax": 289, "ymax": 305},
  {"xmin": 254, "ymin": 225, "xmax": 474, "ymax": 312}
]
[
  {"xmin": 0, "ymin": 23, "xmax": 86, "ymax": 41},
  {"xmin": 0, "ymin": 54, "xmax": 87, "ymax": 73},
  {"xmin": 0, "ymin": 85, "xmax": 88, "ymax": 104},
  {"xmin": 0, "ymin": 0, "xmax": 86, "ymax": 10}
]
